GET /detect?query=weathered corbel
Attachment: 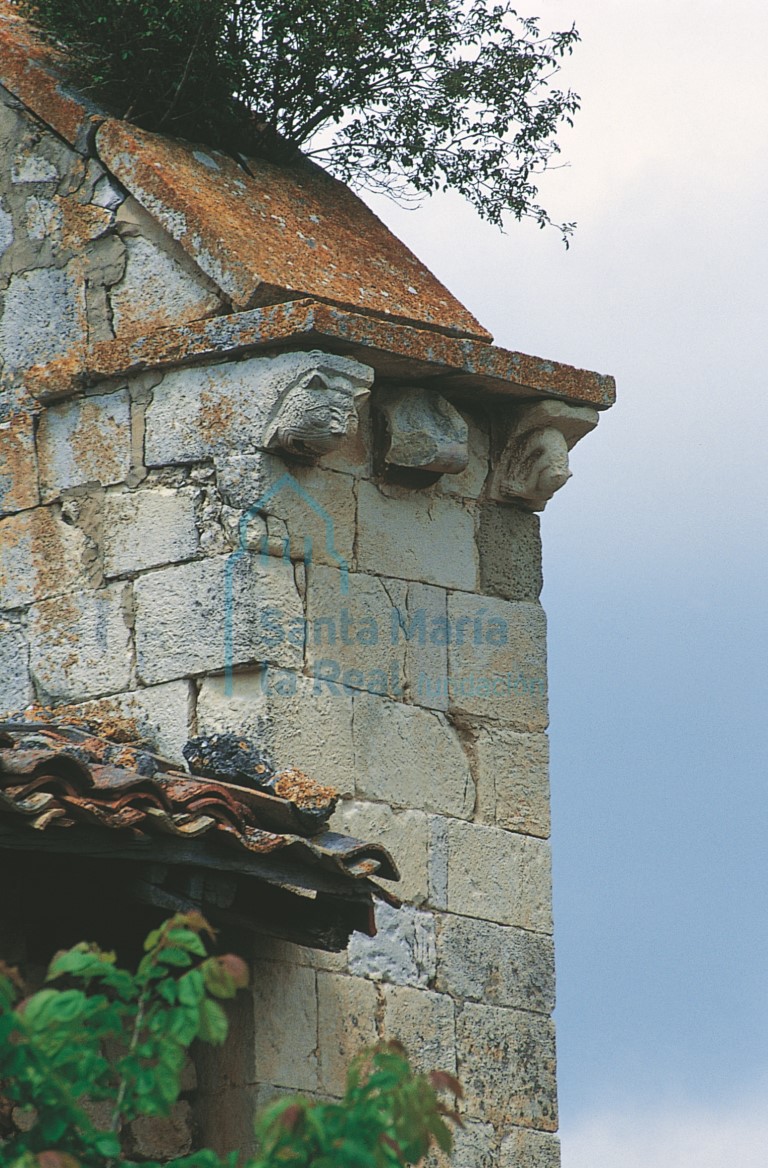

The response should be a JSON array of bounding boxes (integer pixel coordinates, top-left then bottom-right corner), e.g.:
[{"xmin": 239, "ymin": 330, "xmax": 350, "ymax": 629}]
[
  {"xmin": 488, "ymin": 400, "xmax": 598, "ymax": 510},
  {"xmin": 263, "ymin": 352, "xmax": 372, "ymax": 461},
  {"xmin": 376, "ymin": 387, "xmax": 469, "ymax": 476}
]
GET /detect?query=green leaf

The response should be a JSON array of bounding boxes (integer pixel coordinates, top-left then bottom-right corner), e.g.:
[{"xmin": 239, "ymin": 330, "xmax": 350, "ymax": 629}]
[{"xmin": 197, "ymin": 998, "xmax": 228, "ymax": 1045}]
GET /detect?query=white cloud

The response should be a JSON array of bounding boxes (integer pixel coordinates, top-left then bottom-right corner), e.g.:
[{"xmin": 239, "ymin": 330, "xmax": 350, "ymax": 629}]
[{"xmin": 563, "ymin": 1094, "xmax": 768, "ymax": 1168}]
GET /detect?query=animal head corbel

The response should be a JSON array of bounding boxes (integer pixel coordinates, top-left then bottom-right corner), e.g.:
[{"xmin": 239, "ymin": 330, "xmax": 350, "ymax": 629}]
[
  {"xmin": 263, "ymin": 352, "xmax": 372, "ymax": 462},
  {"xmin": 489, "ymin": 400, "xmax": 599, "ymax": 510}
]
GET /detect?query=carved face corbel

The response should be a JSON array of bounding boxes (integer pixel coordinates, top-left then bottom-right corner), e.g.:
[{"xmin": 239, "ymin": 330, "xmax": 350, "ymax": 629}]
[
  {"xmin": 375, "ymin": 387, "xmax": 469, "ymax": 478},
  {"xmin": 488, "ymin": 400, "xmax": 599, "ymax": 510},
  {"xmin": 263, "ymin": 353, "xmax": 372, "ymax": 462}
]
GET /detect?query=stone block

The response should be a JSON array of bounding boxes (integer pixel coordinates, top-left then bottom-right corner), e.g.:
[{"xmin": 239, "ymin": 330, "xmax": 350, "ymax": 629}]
[
  {"xmin": 381, "ymin": 985, "xmax": 455, "ymax": 1075},
  {"xmin": 198, "ymin": 669, "xmax": 355, "ymax": 796},
  {"xmin": 477, "ymin": 505, "xmax": 543, "ymax": 602},
  {"xmin": 37, "ymin": 389, "xmax": 132, "ymax": 501},
  {"xmin": 348, "ymin": 901, "xmax": 435, "ymax": 986},
  {"xmin": 216, "ymin": 451, "xmax": 356, "ymax": 568},
  {"xmin": 431, "ymin": 1120, "xmax": 496, "ymax": 1168},
  {"xmin": 0, "ymin": 505, "xmax": 89, "ymax": 608},
  {"xmin": 444, "ymin": 821, "xmax": 553, "ymax": 933},
  {"xmin": 305, "ymin": 565, "xmax": 406, "ymax": 699},
  {"xmin": 251, "ymin": 959, "xmax": 318, "ymax": 1092},
  {"xmin": 63, "ymin": 680, "xmax": 191, "ymax": 765},
  {"xmin": 428, "ymin": 816, "xmax": 449, "ymax": 911},
  {"xmin": 28, "ymin": 584, "xmax": 133, "ymax": 702},
  {"xmin": 0, "ymin": 413, "xmax": 39, "ymax": 515},
  {"xmin": 134, "ymin": 553, "xmax": 302, "ymax": 685},
  {"xmin": 317, "ymin": 972, "xmax": 378, "ymax": 1096},
  {"xmin": 103, "ymin": 487, "xmax": 198, "ymax": 576},
  {"xmin": 126, "ymin": 1102, "xmax": 193, "ymax": 1160},
  {"xmin": 0, "ymin": 620, "xmax": 34, "ymax": 714},
  {"xmin": 110, "ymin": 233, "xmax": 222, "ymax": 337},
  {"xmin": 397, "ymin": 582, "xmax": 449, "ymax": 712},
  {"xmin": 437, "ymin": 410, "xmax": 490, "ymax": 500},
  {"xmin": 457, "ymin": 1003, "xmax": 557, "ymax": 1130},
  {"xmin": 332, "ymin": 800, "xmax": 428, "ymax": 903},
  {"xmin": 469, "ymin": 727, "xmax": 550, "ymax": 838},
  {"xmin": 0, "ymin": 265, "xmax": 83, "ymax": 374},
  {"xmin": 352, "ymin": 691, "xmax": 474, "ymax": 819},
  {"xmin": 499, "ymin": 1128, "xmax": 560, "ymax": 1168},
  {"xmin": 356, "ymin": 480, "xmax": 477, "ymax": 591},
  {"xmin": 0, "ymin": 200, "xmax": 14, "ymax": 260},
  {"xmin": 435, "ymin": 914, "xmax": 555, "ymax": 1013},
  {"xmin": 144, "ymin": 350, "xmax": 371, "ymax": 467},
  {"xmin": 446, "ymin": 593, "xmax": 547, "ymax": 729},
  {"xmin": 377, "ymin": 388, "xmax": 468, "ymax": 475}
]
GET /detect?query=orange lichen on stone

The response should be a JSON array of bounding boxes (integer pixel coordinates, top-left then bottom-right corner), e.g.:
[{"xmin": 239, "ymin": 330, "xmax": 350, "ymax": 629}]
[
  {"xmin": 95, "ymin": 119, "xmax": 491, "ymax": 340},
  {"xmin": 0, "ymin": 1, "xmax": 105, "ymax": 152},
  {"xmin": 272, "ymin": 767, "xmax": 339, "ymax": 810},
  {"xmin": 0, "ymin": 412, "xmax": 39, "ymax": 514}
]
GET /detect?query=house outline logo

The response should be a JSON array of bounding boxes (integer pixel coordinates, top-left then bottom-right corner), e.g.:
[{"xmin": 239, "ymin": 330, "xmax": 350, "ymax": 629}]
[{"xmin": 223, "ymin": 471, "xmax": 349, "ymax": 695}]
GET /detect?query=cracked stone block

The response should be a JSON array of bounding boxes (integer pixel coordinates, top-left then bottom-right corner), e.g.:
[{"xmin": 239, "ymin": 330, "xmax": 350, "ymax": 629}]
[
  {"xmin": 0, "ymin": 413, "xmax": 39, "ymax": 515},
  {"xmin": 381, "ymin": 985, "xmax": 455, "ymax": 1075},
  {"xmin": 398, "ymin": 581, "xmax": 449, "ymax": 712},
  {"xmin": 349, "ymin": 901, "xmax": 435, "ymax": 987},
  {"xmin": 331, "ymin": 800, "xmax": 428, "ymax": 904},
  {"xmin": 252, "ymin": 959, "xmax": 318, "ymax": 1092},
  {"xmin": 356, "ymin": 480, "xmax": 477, "ymax": 591},
  {"xmin": 446, "ymin": 592, "xmax": 548, "ymax": 729},
  {"xmin": 37, "ymin": 389, "xmax": 132, "ymax": 501},
  {"xmin": 444, "ymin": 820, "xmax": 553, "ymax": 932},
  {"xmin": 352, "ymin": 690, "xmax": 475, "ymax": 819},
  {"xmin": 477, "ymin": 504, "xmax": 543, "ymax": 602},
  {"xmin": 435, "ymin": 914, "xmax": 555, "ymax": 1013},
  {"xmin": 28, "ymin": 584, "xmax": 133, "ymax": 702},
  {"xmin": 216, "ymin": 451, "xmax": 356, "ymax": 568},
  {"xmin": 134, "ymin": 554, "xmax": 302, "ymax": 685},
  {"xmin": 316, "ymin": 971, "xmax": 378, "ymax": 1096},
  {"xmin": 0, "ymin": 265, "xmax": 84, "ymax": 373},
  {"xmin": 110, "ymin": 233, "xmax": 222, "ymax": 337},
  {"xmin": 103, "ymin": 487, "xmax": 198, "ymax": 576},
  {"xmin": 0, "ymin": 505, "xmax": 89, "ymax": 609},
  {"xmin": 0, "ymin": 620, "xmax": 34, "ymax": 715},
  {"xmin": 305, "ymin": 565, "xmax": 407, "ymax": 699},
  {"xmin": 468, "ymin": 726, "xmax": 550, "ymax": 837},
  {"xmin": 457, "ymin": 1003, "xmax": 557, "ymax": 1130},
  {"xmin": 500, "ymin": 1129, "xmax": 561, "ymax": 1168}
]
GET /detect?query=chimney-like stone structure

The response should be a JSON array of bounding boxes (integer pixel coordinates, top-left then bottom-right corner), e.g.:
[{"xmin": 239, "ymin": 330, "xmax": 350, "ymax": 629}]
[{"xmin": 0, "ymin": 6, "xmax": 615, "ymax": 1164}]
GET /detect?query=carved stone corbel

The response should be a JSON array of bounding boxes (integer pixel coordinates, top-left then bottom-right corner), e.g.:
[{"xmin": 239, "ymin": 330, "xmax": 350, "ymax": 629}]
[
  {"xmin": 263, "ymin": 352, "xmax": 372, "ymax": 462},
  {"xmin": 376, "ymin": 387, "xmax": 469, "ymax": 476},
  {"xmin": 488, "ymin": 400, "xmax": 598, "ymax": 510}
]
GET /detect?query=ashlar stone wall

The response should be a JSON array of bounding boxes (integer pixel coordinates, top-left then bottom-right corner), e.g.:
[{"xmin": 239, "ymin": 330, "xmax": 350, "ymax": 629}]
[{"xmin": 0, "ymin": 84, "xmax": 565, "ymax": 1168}]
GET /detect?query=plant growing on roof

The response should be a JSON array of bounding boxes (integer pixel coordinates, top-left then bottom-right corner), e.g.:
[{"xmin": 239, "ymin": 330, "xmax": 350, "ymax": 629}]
[
  {"xmin": 17, "ymin": 0, "xmax": 580, "ymax": 238},
  {"xmin": 0, "ymin": 913, "xmax": 460, "ymax": 1168}
]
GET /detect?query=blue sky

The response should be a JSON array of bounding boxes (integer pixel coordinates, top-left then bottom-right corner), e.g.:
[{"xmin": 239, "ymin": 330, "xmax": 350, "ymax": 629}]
[{"xmin": 362, "ymin": 1, "xmax": 768, "ymax": 1162}]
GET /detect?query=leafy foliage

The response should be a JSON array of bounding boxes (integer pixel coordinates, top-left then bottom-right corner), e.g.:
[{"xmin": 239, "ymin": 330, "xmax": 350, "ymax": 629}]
[
  {"xmin": 0, "ymin": 915, "xmax": 459, "ymax": 1168},
  {"xmin": 17, "ymin": 0, "xmax": 579, "ymax": 234},
  {"xmin": 252, "ymin": 1046, "xmax": 460, "ymax": 1168}
]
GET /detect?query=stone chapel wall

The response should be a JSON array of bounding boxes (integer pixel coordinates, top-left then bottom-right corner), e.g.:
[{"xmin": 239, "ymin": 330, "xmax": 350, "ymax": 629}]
[{"xmin": 0, "ymin": 85, "xmax": 562, "ymax": 1168}]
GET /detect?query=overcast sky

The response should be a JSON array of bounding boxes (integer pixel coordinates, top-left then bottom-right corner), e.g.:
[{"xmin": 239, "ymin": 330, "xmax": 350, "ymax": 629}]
[{"xmin": 363, "ymin": 1, "xmax": 768, "ymax": 1163}]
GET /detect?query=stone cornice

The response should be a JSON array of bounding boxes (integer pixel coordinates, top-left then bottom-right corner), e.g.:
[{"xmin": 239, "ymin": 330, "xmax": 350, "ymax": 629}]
[{"xmin": 24, "ymin": 298, "xmax": 616, "ymax": 410}]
